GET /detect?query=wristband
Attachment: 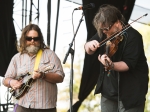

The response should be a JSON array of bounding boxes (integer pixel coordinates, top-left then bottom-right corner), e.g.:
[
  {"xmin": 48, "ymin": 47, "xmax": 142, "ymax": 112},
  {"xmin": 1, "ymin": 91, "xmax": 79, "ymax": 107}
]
[
  {"xmin": 40, "ymin": 72, "xmax": 45, "ymax": 79},
  {"xmin": 8, "ymin": 79, "xmax": 13, "ymax": 87},
  {"xmin": 107, "ymin": 62, "xmax": 114, "ymax": 70},
  {"xmin": 111, "ymin": 63, "xmax": 114, "ymax": 70}
]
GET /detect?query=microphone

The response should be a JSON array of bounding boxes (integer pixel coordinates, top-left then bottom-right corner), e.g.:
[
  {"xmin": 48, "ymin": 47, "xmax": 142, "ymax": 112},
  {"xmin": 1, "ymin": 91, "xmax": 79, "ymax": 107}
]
[
  {"xmin": 106, "ymin": 41, "xmax": 111, "ymax": 56},
  {"xmin": 74, "ymin": 3, "xmax": 95, "ymax": 10},
  {"xmin": 106, "ymin": 45, "xmax": 110, "ymax": 56},
  {"xmin": 105, "ymin": 41, "xmax": 110, "ymax": 71}
]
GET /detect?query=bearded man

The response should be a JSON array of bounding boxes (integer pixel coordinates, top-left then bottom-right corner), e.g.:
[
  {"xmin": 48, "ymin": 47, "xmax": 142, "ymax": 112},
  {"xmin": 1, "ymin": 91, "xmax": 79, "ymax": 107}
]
[{"xmin": 3, "ymin": 24, "xmax": 65, "ymax": 112}]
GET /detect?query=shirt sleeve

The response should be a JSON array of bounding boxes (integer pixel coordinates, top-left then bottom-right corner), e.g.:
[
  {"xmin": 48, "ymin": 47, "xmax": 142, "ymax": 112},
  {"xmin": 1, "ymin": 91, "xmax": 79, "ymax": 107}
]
[
  {"xmin": 4, "ymin": 55, "xmax": 17, "ymax": 78},
  {"xmin": 47, "ymin": 49, "xmax": 65, "ymax": 78},
  {"xmin": 88, "ymin": 33, "xmax": 101, "ymax": 42},
  {"xmin": 121, "ymin": 28, "xmax": 144, "ymax": 70}
]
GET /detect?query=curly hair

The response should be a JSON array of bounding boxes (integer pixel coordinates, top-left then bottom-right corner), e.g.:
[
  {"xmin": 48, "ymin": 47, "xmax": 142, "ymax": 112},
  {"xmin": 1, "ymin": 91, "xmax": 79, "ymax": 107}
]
[
  {"xmin": 93, "ymin": 4, "xmax": 125, "ymax": 37},
  {"xmin": 17, "ymin": 24, "xmax": 48, "ymax": 53}
]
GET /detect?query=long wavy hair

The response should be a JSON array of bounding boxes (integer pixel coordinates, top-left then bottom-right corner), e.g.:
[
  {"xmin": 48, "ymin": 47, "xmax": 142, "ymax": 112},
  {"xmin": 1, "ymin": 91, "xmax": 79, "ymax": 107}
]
[
  {"xmin": 17, "ymin": 24, "xmax": 49, "ymax": 53},
  {"xmin": 93, "ymin": 4, "xmax": 125, "ymax": 37}
]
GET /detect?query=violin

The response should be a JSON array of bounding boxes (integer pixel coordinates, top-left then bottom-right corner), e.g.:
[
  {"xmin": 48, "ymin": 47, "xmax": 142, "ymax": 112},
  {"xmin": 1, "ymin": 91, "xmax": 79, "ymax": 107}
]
[{"xmin": 100, "ymin": 13, "xmax": 148, "ymax": 70}]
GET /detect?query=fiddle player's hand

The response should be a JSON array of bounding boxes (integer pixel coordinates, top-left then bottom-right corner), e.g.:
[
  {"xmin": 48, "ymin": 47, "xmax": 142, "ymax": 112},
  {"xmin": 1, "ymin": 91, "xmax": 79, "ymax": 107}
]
[
  {"xmin": 88, "ymin": 40, "xmax": 100, "ymax": 52},
  {"xmin": 32, "ymin": 70, "xmax": 43, "ymax": 79},
  {"xmin": 10, "ymin": 79, "xmax": 22, "ymax": 90},
  {"xmin": 98, "ymin": 54, "xmax": 113, "ymax": 70},
  {"xmin": 85, "ymin": 40, "xmax": 100, "ymax": 55}
]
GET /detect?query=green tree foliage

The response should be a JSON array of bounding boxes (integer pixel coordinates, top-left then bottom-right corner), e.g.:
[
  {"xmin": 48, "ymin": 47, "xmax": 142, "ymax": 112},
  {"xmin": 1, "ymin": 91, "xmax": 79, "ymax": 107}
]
[{"xmin": 135, "ymin": 24, "xmax": 150, "ymax": 112}]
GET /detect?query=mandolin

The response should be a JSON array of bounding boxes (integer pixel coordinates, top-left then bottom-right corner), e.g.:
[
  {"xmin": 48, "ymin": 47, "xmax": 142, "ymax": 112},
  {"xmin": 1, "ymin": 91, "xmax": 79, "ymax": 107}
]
[{"xmin": 9, "ymin": 64, "xmax": 54, "ymax": 99}]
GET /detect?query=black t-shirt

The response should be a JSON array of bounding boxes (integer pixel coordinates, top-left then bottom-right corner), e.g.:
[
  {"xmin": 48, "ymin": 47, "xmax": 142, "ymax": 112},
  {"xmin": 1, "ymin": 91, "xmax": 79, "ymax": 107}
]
[
  {"xmin": 90, "ymin": 32, "xmax": 127, "ymax": 101},
  {"xmin": 101, "ymin": 70, "xmax": 118, "ymax": 101}
]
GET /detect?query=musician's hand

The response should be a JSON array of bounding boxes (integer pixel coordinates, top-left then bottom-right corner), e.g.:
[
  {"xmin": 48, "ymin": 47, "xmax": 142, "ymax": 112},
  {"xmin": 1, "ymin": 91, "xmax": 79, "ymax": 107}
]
[
  {"xmin": 32, "ymin": 70, "xmax": 42, "ymax": 79},
  {"xmin": 10, "ymin": 79, "xmax": 22, "ymax": 90},
  {"xmin": 88, "ymin": 40, "xmax": 100, "ymax": 52},
  {"xmin": 98, "ymin": 54, "xmax": 112, "ymax": 70}
]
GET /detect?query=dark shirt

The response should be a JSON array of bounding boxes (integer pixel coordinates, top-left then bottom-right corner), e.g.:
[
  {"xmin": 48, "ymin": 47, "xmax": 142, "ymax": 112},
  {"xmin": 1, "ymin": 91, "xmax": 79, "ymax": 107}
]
[{"xmin": 90, "ymin": 27, "xmax": 149, "ymax": 110}]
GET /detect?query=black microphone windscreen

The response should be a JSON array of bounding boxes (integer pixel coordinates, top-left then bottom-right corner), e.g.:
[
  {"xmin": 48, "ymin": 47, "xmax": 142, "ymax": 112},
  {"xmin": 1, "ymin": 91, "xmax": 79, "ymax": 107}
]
[
  {"xmin": 74, "ymin": 3, "xmax": 95, "ymax": 10},
  {"xmin": 82, "ymin": 3, "xmax": 95, "ymax": 10}
]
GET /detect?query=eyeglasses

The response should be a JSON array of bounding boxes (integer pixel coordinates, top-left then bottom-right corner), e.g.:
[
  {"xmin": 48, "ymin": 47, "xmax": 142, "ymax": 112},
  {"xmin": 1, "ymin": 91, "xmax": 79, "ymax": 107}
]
[
  {"xmin": 100, "ymin": 24, "xmax": 113, "ymax": 32},
  {"xmin": 26, "ymin": 36, "xmax": 40, "ymax": 41}
]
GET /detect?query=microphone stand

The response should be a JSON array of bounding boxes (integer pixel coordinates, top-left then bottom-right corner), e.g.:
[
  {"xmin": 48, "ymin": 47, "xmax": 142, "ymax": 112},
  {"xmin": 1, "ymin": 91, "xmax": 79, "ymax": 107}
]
[{"xmin": 63, "ymin": 12, "xmax": 84, "ymax": 112}]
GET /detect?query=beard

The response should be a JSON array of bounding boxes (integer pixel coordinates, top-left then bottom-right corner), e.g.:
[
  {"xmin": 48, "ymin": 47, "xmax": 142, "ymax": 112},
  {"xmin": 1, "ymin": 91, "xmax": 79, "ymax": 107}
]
[{"xmin": 26, "ymin": 45, "xmax": 40, "ymax": 55}]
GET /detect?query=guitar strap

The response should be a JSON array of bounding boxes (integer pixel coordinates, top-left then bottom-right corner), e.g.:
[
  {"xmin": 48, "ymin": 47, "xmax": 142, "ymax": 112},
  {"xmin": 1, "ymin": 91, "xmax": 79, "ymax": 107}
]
[{"xmin": 34, "ymin": 49, "xmax": 43, "ymax": 70}]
